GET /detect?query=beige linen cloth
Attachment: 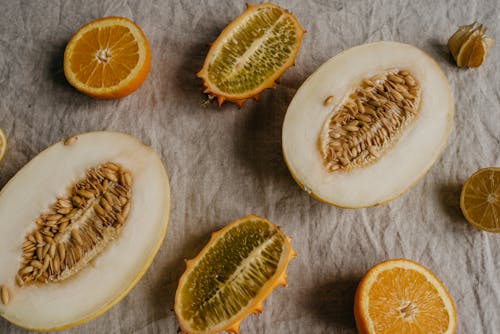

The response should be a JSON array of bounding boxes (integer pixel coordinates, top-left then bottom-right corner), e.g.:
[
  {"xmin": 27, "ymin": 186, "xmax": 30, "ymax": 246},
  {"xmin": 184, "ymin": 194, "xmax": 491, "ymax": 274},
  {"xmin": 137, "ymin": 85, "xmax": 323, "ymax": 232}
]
[{"xmin": 0, "ymin": 0, "xmax": 498, "ymax": 333}]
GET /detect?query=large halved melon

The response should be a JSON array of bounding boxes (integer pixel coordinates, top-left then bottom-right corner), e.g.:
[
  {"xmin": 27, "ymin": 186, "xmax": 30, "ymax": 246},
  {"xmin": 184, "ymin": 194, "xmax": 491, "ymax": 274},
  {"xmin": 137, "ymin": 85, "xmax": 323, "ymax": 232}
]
[
  {"xmin": 0, "ymin": 131, "xmax": 170, "ymax": 331},
  {"xmin": 282, "ymin": 42, "xmax": 454, "ymax": 208}
]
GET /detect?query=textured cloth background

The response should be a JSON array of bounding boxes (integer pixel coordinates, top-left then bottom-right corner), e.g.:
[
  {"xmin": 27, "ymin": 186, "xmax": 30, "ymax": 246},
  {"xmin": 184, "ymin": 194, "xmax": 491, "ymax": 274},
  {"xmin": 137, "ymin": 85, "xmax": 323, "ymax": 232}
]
[{"xmin": 0, "ymin": 0, "xmax": 499, "ymax": 333}]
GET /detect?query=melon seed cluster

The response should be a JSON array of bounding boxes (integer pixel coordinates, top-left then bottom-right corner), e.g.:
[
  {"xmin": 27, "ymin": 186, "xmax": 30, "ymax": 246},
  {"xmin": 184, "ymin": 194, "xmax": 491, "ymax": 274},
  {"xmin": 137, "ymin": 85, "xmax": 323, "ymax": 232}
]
[
  {"xmin": 16, "ymin": 162, "xmax": 132, "ymax": 287},
  {"xmin": 323, "ymin": 70, "xmax": 421, "ymax": 172}
]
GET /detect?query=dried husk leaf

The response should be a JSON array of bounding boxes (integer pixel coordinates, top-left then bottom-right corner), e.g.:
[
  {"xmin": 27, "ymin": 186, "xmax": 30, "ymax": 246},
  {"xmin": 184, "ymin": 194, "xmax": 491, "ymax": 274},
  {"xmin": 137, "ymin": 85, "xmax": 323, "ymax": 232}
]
[{"xmin": 448, "ymin": 22, "xmax": 494, "ymax": 67}]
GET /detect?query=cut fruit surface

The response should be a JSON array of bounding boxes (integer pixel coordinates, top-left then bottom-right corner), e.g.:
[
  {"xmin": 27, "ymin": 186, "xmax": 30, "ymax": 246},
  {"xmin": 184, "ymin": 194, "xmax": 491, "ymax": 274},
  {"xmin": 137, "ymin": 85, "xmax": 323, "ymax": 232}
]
[
  {"xmin": 198, "ymin": 3, "xmax": 305, "ymax": 106},
  {"xmin": 0, "ymin": 128, "xmax": 6, "ymax": 162},
  {"xmin": 64, "ymin": 17, "xmax": 151, "ymax": 98},
  {"xmin": 0, "ymin": 131, "xmax": 170, "ymax": 331},
  {"xmin": 282, "ymin": 41, "xmax": 454, "ymax": 208},
  {"xmin": 460, "ymin": 167, "xmax": 500, "ymax": 232},
  {"xmin": 354, "ymin": 259, "xmax": 456, "ymax": 334},
  {"xmin": 174, "ymin": 215, "xmax": 295, "ymax": 334}
]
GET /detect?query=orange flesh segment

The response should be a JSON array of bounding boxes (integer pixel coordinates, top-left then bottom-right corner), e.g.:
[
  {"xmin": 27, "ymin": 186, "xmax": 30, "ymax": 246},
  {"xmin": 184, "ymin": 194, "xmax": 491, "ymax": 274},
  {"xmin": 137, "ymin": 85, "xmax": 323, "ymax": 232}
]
[
  {"xmin": 368, "ymin": 267, "xmax": 449, "ymax": 333},
  {"xmin": 69, "ymin": 25, "xmax": 139, "ymax": 88}
]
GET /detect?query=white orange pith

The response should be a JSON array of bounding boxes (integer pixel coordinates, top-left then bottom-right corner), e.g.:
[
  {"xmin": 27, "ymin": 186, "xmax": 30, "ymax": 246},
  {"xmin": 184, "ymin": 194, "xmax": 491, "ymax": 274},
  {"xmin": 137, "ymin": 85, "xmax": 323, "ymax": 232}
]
[
  {"xmin": 174, "ymin": 215, "xmax": 296, "ymax": 334},
  {"xmin": 63, "ymin": 17, "xmax": 151, "ymax": 98},
  {"xmin": 198, "ymin": 3, "xmax": 305, "ymax": 107},
  {"xmin": 354, "ymin": 259, "xmax": 456, "ymax": 334}
]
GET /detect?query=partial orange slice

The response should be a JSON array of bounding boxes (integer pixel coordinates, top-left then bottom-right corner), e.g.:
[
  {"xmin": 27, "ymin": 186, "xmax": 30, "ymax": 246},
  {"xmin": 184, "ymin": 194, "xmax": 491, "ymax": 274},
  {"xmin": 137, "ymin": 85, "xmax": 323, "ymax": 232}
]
[
  {"xmin": 460, "ymin": 167, "xmax": 500, "ymax": 232},
  {"xmin": 354, "ymin": 259, "xmax": 456, "ymax": 334},
  {"xmin": 174, "ymin": 215, "xmax": 296, "ymax": 334},
  {"xmin": 0, "ymin": 128, "xmax": 6, "ymax": 162},
  {"xmin": 198, "ymin": 3, "xmax": 305, "ymax": 107},
  {"xmin": 64, "ymin": 17, "xmax": 151, "ymax": 98}
]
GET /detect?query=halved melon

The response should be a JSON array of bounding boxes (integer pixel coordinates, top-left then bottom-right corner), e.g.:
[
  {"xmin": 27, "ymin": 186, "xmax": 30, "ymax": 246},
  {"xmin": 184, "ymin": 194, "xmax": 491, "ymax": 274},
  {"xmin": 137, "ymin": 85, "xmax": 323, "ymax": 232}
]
[
  {"xmin": 0, "ymin": 131, "xmax": 170, "ymax": 331},
  {"xmin": 282, "ymin": 42, "xmax": 454, "ymax": 208}
]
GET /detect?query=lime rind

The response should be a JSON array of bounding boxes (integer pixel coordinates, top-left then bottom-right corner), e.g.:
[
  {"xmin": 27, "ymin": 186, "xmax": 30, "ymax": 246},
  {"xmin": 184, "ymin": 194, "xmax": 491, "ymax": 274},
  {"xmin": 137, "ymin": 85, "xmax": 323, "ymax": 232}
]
[{"xmin": 460, "ymin": 167, "xmax": 500, "ymax": 232}]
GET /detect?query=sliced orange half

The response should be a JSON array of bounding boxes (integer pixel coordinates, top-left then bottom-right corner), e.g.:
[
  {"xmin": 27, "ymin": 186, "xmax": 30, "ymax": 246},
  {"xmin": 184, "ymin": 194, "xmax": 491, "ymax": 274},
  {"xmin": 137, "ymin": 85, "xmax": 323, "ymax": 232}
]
[
  {"xmin": 460, "ymin": 167, "xmax": 500, "ymax": 232},
  {"xmin": 63, "ymin": 17, "xmax": 151, "ymax": 98},
  {"xmin": 354, "ymin": 259, "xmax": 456, "ymax": 334},
  {"xmin": 0, "ymin": 128, "xmax": 6, "ymax": 162},
  {"xmin": 198, "ymin": 3, "xmax": 305, "ymax": 107}
]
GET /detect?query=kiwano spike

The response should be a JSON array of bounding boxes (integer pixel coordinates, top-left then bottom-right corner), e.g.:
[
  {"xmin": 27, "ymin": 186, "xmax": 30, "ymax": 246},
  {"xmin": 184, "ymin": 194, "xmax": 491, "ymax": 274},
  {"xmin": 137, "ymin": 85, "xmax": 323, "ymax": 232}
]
[
  {"xmin": 217, "ymin": 96, "xmax": 225, "ymax": 106},
  {"xmin": 226, "ymin": 321, "xmax": 241, "ymax": 334},
  {"xmin": 252, "ymin": 302, "xmax": 264, "ymax": 314},
  {"xmin": 235, "ymin": 100, "xmax": 245, "ymax": 108},
  {"xmin": 278, "ymin": 272, "xmax": 288, "ymax": 286}
]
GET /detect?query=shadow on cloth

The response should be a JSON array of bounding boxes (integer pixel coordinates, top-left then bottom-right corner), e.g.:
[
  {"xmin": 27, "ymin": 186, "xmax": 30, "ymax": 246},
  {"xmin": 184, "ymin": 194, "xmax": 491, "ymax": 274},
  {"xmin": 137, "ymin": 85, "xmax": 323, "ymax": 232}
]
[
  {"xmin": 233, "ymin": 83, "xmax": 304, "ymax": 193},
  {"xmin": 48, "ymin": 41, "xmax": 72, "ymax": 90},
  {"xmin": 145, "ymin": 217, "xmax": 217, "ymax": 329},
  {"xmin": 427, "ymin": 38, "xmax": 455, "ymax": 66},
  {"xmin": 304, "ymin": 277, "xmax": 360, "ymax": 330},
  {"xmin": 169, "ymin": 28, "xmax": 224, "ymax": 113},
  {"xmin": 437, "ymin": 182, "xmax": 465, "ymax": 222}
]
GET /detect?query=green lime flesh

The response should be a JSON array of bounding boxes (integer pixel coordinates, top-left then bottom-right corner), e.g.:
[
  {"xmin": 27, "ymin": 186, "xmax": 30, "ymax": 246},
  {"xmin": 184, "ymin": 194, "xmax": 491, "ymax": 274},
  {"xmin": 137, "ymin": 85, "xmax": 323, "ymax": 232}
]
[
  {"xmin": 180, "ymin": 219, "xmax": 286, "ymax": 331},
  {"xmin": 207, "ymin": 6, "xmax": 299, "ymax": 95}
]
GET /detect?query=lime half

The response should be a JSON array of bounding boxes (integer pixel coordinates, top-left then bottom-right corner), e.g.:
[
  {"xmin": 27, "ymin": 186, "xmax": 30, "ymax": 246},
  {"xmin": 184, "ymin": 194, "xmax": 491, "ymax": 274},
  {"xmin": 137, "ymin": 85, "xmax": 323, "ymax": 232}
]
[
  {"xmin": 460, "ymin": 167, "xmax": 500, "ymax": 232},
  {"xmin": 174, "ymin": 215, "xmax": 295, "ymax": 333}
]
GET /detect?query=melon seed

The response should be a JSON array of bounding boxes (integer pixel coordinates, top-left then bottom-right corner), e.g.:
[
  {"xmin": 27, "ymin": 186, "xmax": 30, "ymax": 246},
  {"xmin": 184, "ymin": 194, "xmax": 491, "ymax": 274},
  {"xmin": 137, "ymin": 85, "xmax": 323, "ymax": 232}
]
[
  {"xmin": 324, "ymin": 95, "xmax": 334, "ymax": 106},
  {"xmin": 63, "ymin": 135, "xmax": 78, "ymax": 146},
  {"xmin": 1, "ymin": 285, "xmax": 10, "ymax": 305}
]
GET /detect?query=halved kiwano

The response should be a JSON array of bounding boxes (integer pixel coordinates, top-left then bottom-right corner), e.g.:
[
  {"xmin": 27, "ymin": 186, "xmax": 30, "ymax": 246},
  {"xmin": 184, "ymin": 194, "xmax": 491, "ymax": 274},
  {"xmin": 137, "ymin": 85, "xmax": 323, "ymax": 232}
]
[
  {"xmin": 175, "ymin": 215, "xmax": 295, "ymax": 334},
  {"xmin": 0, "ymin": 128, "xmax": 6, "ymax": 162},
  {"xmin": 198, "ymin": 3, "xmax": 305, "ymax": 107},
  {"xmin": 63, "ymin": 16, "xmax": 151, "ymax": 98},
  {"xmin": 460, "ymin": 167, "xmax": 500, "ymax": 232},
  {"xmin": 0, "ymin": 131, "xmax": 170, "ymax": 331},
  {"xmin": 354, "ymin": 259, "xmax": 456, "ymax": 334},
  {"xmin": 282, "ymin": 41, "xmax": 454, "ymax": 208}
]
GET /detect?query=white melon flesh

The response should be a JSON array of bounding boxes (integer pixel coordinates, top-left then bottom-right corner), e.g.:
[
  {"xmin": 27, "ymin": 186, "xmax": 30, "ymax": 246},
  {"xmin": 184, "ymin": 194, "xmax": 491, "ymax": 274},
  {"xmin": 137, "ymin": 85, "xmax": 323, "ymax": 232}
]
[
  {"xmin": 0, "ymin": 131, "xmax": 170, "ymax": 331},
  {"xmin": 282, "ymin": 42, "xmax": 454, "ymax": 208}
]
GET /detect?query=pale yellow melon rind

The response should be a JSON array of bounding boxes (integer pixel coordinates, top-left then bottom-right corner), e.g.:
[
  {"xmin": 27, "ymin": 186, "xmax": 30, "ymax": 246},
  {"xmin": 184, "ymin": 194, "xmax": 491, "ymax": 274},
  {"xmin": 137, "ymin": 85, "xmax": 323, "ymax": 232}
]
[{"xmin": 0, "ymin": 131, "xmax": 170, "ymax": 331}]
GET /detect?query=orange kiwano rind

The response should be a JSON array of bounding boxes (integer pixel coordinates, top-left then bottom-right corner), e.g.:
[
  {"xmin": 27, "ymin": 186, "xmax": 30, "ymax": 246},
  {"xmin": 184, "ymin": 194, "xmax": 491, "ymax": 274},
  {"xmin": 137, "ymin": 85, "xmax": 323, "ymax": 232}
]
[
  {"xmin": 354, "ymin": 259, "xmax": 456, "ymax": 334},
  {"xmin": 460, "ymin": 167, "xmax": 500, "ymax": 232},
  {"xmin": 198, "ymin": 3, "xmax": 305, "ymax": 107},
  {"xmin": 64, "ymin": 16, "xmax": 151, "ymax": 98}
]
